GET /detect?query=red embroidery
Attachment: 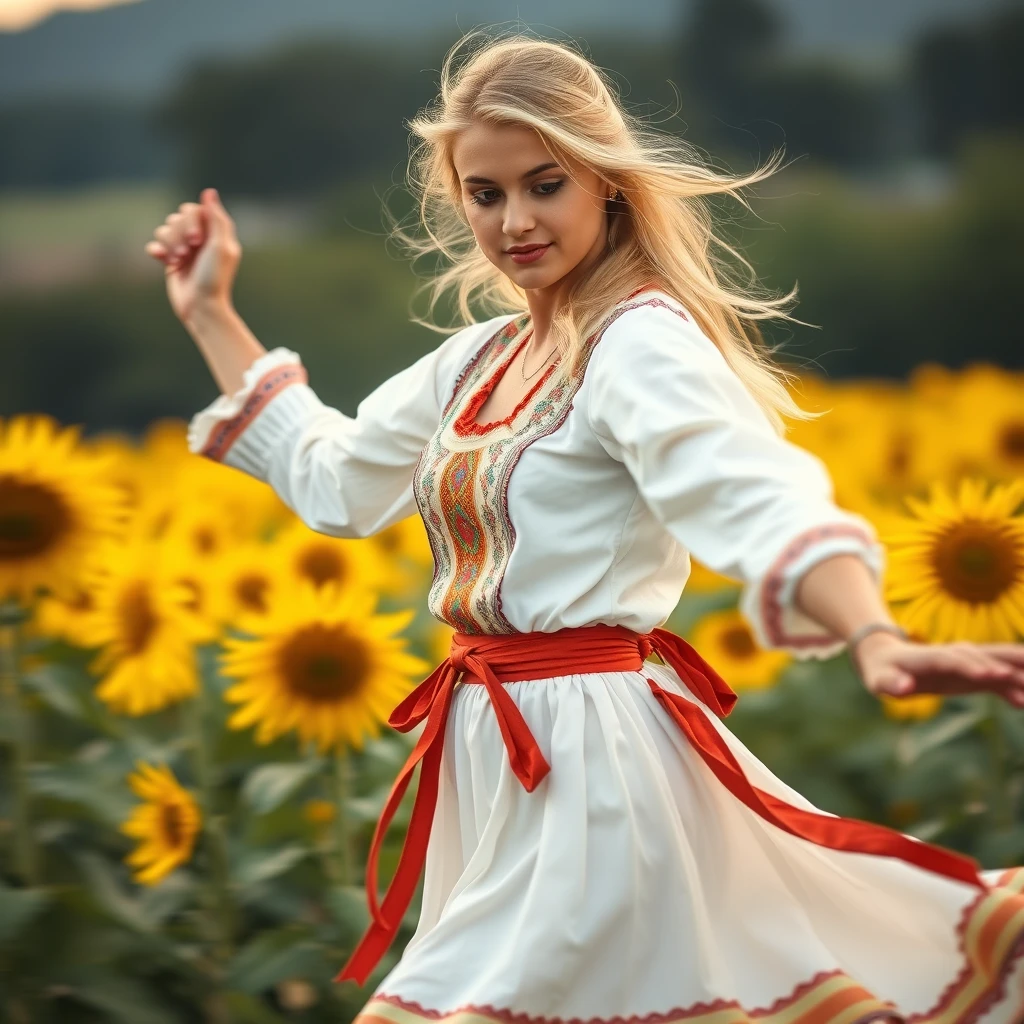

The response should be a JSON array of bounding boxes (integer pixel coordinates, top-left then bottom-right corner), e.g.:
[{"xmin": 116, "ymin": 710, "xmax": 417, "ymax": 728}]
[
  {"xmin": 200, "ymin": 363, "xmax": 308, "ymax": 463},
  {"xmin": 759, "ymin": 523, "xmax": 877, "ymax": 649},
  {"xmin": 453, "ymin": 330, "xmax": 562, "ymax": 437}
]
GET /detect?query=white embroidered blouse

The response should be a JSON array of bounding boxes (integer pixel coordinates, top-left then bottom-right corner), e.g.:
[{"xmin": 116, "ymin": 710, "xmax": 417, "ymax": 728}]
[{"xmin": 187, "ymin": 287, "xmax": 885, "ymax": 660}]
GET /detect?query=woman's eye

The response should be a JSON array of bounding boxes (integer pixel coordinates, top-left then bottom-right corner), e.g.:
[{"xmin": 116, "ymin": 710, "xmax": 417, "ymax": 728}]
[{"xmin": 469, "ymin": 180, "xmax": 564, "ymax": 206}]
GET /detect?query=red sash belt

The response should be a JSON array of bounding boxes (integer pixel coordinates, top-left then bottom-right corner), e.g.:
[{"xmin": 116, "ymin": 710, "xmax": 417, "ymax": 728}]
[{"xmin": 334, "ymin": 622, "xmax": 984, "ymax": 986}]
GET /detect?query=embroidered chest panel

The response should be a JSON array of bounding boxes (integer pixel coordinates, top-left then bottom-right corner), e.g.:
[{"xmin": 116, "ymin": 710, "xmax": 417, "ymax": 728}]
[{"xmin": 412, "ymin": 289, "xmax": 678, "ymax": 635}]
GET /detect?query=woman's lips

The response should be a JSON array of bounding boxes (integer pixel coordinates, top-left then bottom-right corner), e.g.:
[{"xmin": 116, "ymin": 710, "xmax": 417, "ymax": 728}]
[{"xmin": 508, "ymin": 244, "xmax": 552, "ymax": 264}]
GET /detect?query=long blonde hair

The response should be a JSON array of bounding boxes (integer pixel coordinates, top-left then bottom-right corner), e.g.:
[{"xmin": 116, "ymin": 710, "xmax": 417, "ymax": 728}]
[{"xmin": 383, "ymin": 28, "xmax": 824, "ymax": 434}]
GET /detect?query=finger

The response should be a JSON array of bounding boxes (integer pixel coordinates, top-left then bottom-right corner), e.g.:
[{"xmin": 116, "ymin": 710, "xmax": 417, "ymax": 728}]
[
  {"xmin": 179, "ymin": 201, "xmax": 204, "ymax": 245},
  {"xmin": 978, "ymin": 644, "xmax": 1024, "ymax": 665},
  {"xmin": 144, "ymin": 240, "xmax": 169, "ymax": 260},
  {"xmin": 164, "ymin": 212, "xmax": 191, "ymax": 256}
]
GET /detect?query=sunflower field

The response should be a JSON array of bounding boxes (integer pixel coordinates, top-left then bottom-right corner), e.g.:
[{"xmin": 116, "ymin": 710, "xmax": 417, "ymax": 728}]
[{"xmin": 1, "ymin": 360, "xmax": 1023, "ymax": 1023}]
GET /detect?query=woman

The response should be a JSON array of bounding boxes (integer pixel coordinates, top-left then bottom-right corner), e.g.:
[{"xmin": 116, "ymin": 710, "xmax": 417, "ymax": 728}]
[{"xmin": 146, "ymin": 30, "xmax": 1024, "ymax": 1024}]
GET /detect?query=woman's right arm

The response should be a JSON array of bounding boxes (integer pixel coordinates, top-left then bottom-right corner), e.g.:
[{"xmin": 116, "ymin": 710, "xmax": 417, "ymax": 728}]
[
  {"xmin": 183, "ymin": 300, "xmax": 266, "ymax": 396},
  {"xmin": 147, "ymin": 188, "xmax": 510, "ymax": 538}
]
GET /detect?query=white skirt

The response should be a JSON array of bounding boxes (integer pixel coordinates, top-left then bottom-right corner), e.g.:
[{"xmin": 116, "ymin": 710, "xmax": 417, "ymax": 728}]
[{"xmin": 354, "ymin": 661, "xmax": 1024, "ymax": 1023}]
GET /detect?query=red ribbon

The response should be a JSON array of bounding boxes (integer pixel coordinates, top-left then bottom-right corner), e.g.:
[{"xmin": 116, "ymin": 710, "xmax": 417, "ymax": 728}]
[{"xmin": 334, "ymin": 624, "xmax": 983, "ymax": 986}]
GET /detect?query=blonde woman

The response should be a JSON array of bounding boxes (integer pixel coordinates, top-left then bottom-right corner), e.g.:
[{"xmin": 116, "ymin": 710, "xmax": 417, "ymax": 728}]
[{"xmin": 146, "ymin": 30, "xmax": 1024, "ymax": 1024}]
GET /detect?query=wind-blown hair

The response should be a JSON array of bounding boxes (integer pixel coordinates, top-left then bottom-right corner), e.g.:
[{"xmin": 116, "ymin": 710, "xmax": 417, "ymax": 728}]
[{"xmin": 384, "ymin": 28, "xmax": 824, "ymax": 434}]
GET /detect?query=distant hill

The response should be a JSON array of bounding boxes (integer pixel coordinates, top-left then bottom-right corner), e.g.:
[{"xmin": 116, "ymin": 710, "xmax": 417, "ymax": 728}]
[{"xmin": 0, "ymin": 0, "xmax": 1008, "ymax": 103}]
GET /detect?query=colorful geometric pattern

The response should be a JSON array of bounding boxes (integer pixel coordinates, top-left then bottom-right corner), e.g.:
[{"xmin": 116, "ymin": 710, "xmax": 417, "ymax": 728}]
[
  {"xmin": 412, "ymin": 287, "xmax": 683, "ymax": 635},
  {"xmin": 199, "ymin": 363, "xmax": 308, "ymax": 463}
]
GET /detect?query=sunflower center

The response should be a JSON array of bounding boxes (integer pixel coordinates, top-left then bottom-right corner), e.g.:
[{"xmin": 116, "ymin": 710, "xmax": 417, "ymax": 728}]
[
  {"xmin": 236, "ymin": 575, "xmax": 269, "ymax": 613},
  {"xmin": 933, "ymin": 520, "xmax": 1019, "ymax": 603},
  {"xmin": 0, "ymin": 476, "xmax": 71, "ymax": 560},
  {"xmin": 723, "ymin": 625, "xmax": 756, "ymax": 658},
  {"xmin": 999, "ymin": 421, "xmax": 1024, "ymax": 462},
  {"xmin": 178, "ymin": 578, "xmax": 202, "ymax": 614},
  {"xmin": 298, "ymin": 545, "xmax": 347, "ymax": 587},
  {"xmin": 278, "ymin": 624, "xmax": 370, "ymax": 704},
  {"xmin": 194, "ymin": 527, "xmax": 218, "ymax": 555},
  {"xmin": 887, "ymin": 434, "xmax": 911, "ymax": 479},
  {"xmin": 161, "ymin": 801, "xmax": 184, "ymax": 848},
  {"xmin": 120, "ymin": 580, "xmax": 158, "ymax": 655}
]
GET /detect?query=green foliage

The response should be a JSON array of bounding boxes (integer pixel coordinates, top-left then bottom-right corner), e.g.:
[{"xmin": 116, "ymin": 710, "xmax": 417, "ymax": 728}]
[{"xmin": 2, "ymin": 586, "xmax": 1022, "ymax": 1022}]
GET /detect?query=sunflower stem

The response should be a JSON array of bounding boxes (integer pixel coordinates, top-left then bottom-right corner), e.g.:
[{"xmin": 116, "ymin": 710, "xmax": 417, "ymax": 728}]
[
  {"xmin": 332, "ymin": 745, "xmax": 354, "ymax": 887},
  {"xmin": 185, "ymin": 688, "xmax": 235, "ymax": 962},
  {"xmin": 0, "ymin": 603, "xmax": 38, "ymax": 886},
  {"xmin": 984, "ymin": 694, "xmax": 1014, "ymax": 830}
]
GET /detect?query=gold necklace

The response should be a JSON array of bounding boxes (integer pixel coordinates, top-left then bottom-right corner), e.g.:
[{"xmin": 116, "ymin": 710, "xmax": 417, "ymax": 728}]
[{"xmin": 520, "ymin": 340, "xmax": 559, "ymax": 383}]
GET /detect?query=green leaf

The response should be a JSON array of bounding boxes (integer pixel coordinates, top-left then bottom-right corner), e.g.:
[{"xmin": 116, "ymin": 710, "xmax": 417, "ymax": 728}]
[
  {"xmin": 233, "ymin": 843, "xmax": 310, "ymax": 888},
  {"xmin": 221, "ymin": 991, "xmax": 291, "ymax": 1024},
  {"xmin": 28, "ymin": 761, "xmax": 134, "ymax": 827},
  {"xmin": 20, "ymin": 661, "xmax": 87, "ymax": 719},
  {"xmin": 226, "ymin": 927, "xmax": 320, "ymax": 994},
  {"xmin": 54, "ymin": 969, "xmax": 184, "ymax": 1024},
  {"xmin": 327, "ymin": 884, "xmax": 369, "ymax": 939},
  {"xmin": 73, "ymin": 850, "xmax": 159, "ymax": 934},
  {"xmin": 0, "ymin": 882, "xmax": 52, "ymax": 942},
  {"xmin": 242, "ymin": 760, "xmax": 325, "ymax": 815}
]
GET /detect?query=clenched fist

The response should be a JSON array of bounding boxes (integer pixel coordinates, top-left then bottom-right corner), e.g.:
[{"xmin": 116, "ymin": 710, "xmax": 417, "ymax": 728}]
[{"xmin": 144, "ymin": 188, "xmax": 242, "ymax": 324}]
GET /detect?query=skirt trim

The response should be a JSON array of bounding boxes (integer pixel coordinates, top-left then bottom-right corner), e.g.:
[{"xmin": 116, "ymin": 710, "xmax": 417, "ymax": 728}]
[{"xmin": 357, "ymin": 867, "xmax": 1024, "ymax": 1024}]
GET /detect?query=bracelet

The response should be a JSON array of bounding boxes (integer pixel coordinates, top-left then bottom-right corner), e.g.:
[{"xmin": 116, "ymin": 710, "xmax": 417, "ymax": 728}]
[{"xmin": 846, "ymin": 621, "xmax": 910, "ymax": 675}]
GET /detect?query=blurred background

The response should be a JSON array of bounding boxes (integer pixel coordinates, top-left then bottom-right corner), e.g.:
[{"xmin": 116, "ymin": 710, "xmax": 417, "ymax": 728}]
[
  {"xmin": 1, "ymin": 0, "xmax": 1022, "ymax": 425},
  {"xmin": 2, "ymin": 3, "xmax": 1024, "ymax": 1023}
]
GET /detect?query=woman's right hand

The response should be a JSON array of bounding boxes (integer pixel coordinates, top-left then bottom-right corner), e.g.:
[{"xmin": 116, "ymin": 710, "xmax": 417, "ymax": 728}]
[{"xmin": 143, "ymin": 188, "xmax": 242, "ymax": 324}]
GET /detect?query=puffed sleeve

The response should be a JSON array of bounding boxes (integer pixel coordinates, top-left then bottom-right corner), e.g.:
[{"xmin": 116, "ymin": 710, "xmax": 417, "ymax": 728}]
[
  {"xmin": 587, "ymin": 301, "xmax": 886, "ymax": 660},
  {"xmin": 186, "ymin": 315, "xmax": 511, "ymax": 538}
]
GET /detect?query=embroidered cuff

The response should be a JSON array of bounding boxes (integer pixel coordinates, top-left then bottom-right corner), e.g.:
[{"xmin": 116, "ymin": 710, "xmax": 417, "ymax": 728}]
[
  {"xmin": 187, "ymin": 346, "xmax": 317, "ymax": 470},
  {"xmin": 741, "ymin": 522, "xmax": 887, "ymax": 661}
]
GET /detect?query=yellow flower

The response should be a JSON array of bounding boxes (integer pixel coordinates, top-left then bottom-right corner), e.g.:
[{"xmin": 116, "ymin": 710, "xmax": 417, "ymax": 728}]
[
  {"xmin": 688, "ymin": 608, "xmax": 791, "ymax": 690},
  {"xmin": 303, "ymin": 798, "xmax": 336, "ymax": 825},
  {"xmin": 220, "ymin": 580, "xmax": 430, "ymax": 753},
  {"xmin": 82, "ymin": 535, "xmax": 205, "ymax": 715},
  {"xmin": 369, "ymin": 515, "xmax": 435, "ymax": 597},
  {"xmin": 934, "ymin": 364, "xmax": 1024, "ymax": 483},
  {"xmin": 120, "ymin": 761, "xmax": 201, "ymax": 886},
  {"xmin": 214, "ymin": 539, "xmax": 291, "ymax": 632},
  {"xmin": 881, "ymin": 477, "xmax": 1024, "ymax": 643},
  {"xmin": 879, "ymin": 692, "xmax": 944, "ymax": 721},
  {"xmin": 0, "ymin": 414, "xmax": 127, "ymax": 605},
  {"xmin": 271, "ymin": 517, "xmax": 389, "ymax": 597}
]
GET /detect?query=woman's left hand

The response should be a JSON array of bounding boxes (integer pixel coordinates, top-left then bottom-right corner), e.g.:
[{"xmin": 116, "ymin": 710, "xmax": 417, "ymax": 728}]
[{"xmin": 854, "ymin": 633, "xmax": 1024, "ymax": 707}]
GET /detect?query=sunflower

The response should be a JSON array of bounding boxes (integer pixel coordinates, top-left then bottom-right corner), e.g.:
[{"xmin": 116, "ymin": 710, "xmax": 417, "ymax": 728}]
[
  {"xmin": 939, "ymin": 365, "xmax": 1024, "ymax": 483},
  {"xmin": 82, "ymin": 535, "xmax": 206, "ymax": 715},
  {"xmin": 0, "ymin": 414, "xmax": 128, "ymax": 606},
  {"xmin": 159, "ymin": 534, "xmax": 232, "ymax": 643},
  {"xmin": 881, "ymin": 477, "xmax": 1024, "ymax": 643},
  {"xmin": 369, "ymin": 515, "xmax": 436, "ymax": 597},
  {"xmin": 688, "ymin": 607, "xmax": 791, "ymax": 690},
  {"xmin": 28, "ymin": 563, "xmax": 102, "ymax": 649},
  {"xmin": 120, "ymin": 761, "xmax": 201, "ymax": 885},
  {"xmin": 878, "ymin": 692, "xmax": 943, "ymax": 722},
  {"xmin": 220, "ymin": 580, "xmax": 430, "ymax": 753},
  {"xmin": 271, "ymin": 516, "xmax": 390, "ymax": 597},
  {"xmin": 211, "ymin": 538, "xmax": 291, "ymax": 633}
]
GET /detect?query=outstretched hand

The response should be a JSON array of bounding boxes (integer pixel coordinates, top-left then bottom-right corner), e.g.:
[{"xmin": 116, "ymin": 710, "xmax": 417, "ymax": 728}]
[{"xmin": 854, "ymin": 633, "xmax": 1024, "ymax": 706}]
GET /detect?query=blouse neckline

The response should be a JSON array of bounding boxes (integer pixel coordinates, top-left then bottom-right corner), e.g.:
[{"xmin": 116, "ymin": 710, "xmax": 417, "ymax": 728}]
[{"xmin": 453, "ymin": 322, "xmax": 562, "ymax": 438}]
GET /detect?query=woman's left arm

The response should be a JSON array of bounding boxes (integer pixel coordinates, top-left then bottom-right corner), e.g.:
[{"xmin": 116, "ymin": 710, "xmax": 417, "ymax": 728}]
[{"xmin": 794, "ymin": 552, "xmax": 1024, "ymax": 706}]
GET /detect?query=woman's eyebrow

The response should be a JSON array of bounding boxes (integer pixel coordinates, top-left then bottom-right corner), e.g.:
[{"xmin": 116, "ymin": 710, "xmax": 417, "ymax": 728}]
[{"xmin": 461, "ymin": 162, "xmax": 561, "ymax": 185}]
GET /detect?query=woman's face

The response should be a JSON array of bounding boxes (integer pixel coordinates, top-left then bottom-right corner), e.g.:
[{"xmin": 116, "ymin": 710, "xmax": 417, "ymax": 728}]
[{"xmin": 452, "ymin": 121, "xmax": 612, "ymax": 292}]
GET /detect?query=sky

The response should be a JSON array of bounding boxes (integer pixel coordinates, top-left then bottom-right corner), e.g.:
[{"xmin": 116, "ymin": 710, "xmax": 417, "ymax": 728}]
[{"xmin": 0, "ymin": 0, "xmax": 140, "ymax": 31}]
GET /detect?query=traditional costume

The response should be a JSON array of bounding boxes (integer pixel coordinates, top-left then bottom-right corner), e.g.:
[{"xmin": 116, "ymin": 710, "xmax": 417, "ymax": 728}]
[{"xmin": 189, "ymin": 286, "xmax": 1024, "ymax": 1022}]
